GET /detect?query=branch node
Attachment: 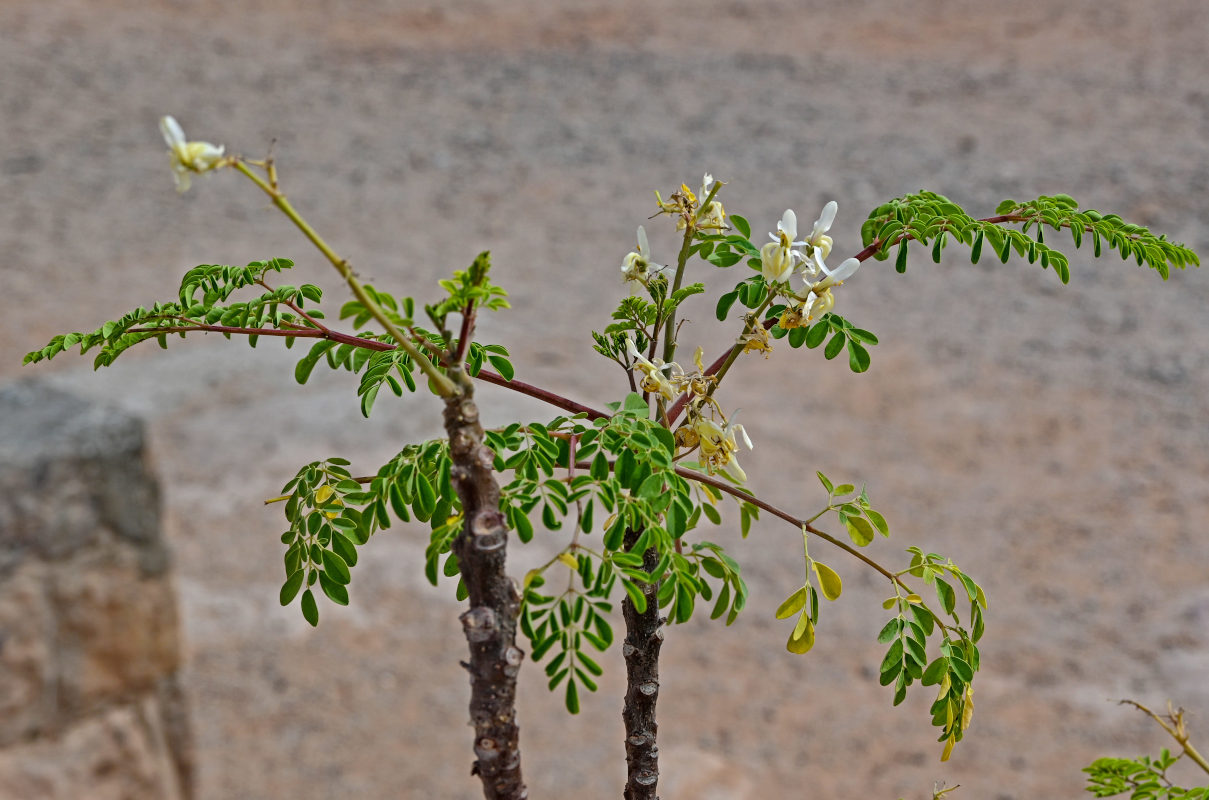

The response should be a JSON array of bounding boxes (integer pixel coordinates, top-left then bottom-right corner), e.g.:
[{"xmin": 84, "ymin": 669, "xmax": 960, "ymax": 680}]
[{"xmin": 460, "ymin": 606, "xmax": 498, "ymax": 642}]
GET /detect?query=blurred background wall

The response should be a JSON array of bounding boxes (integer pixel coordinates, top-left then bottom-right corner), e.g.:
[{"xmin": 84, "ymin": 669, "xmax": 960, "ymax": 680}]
[{"xmin": 2, "ymin": 1, "xmax": 1208, "ymax": 797}]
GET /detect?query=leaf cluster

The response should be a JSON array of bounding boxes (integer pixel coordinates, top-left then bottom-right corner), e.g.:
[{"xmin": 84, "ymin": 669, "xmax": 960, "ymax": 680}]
[
  {"xmin": 1085, "ymin": 752, "xmax": 1208, "ymax": 799},
  {"xmin": 426, "ymin": 251, "xmax": 510, "ymax": 329},
  {"xmin": 24, "ymin": 258, "xmax": 319, "ymax": 368},
  {"xmin": 521, "ymin": 556, "xmax": 614, "ymax": 714},
  {"xmin": 276, "ymin": 442, "xmax": 454, "ymax": 625},
  {"xmin": 876, "ymin": 547, "xmax": 987, "ymax": 759},
  {"xmin": 862, "ymin": 191, "xmax": 1199, "ymax": 285}
]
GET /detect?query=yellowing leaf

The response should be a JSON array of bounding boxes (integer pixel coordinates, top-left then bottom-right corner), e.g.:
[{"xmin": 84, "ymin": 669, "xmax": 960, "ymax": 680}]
[
  {"xmin": 812, "ymin": 562, "xmax": 842, "ymax": 601},
  {"xmin": 557, "ymin": 552, "xmax": 579, "ymax": 570},
  {"xmin": 786, "ymin": 612, "xmax": 815, "ymax": 654},
  {"xmin": 523, "ymin": 569, "xmax": 541, "ymax": 590},
  {"xmin": 775, "ymin": 587, "xmax": 808, "ymax": 620},
  {"xmin": 941, "ymin": 735, "xmax": 955, "ymax": 762},
  {"xmin": 975, "ymin": 584, "xmax": 988, "ymax": 609},
  {"xmin": 314, "ymin": 485, "xmax": 334, "ymax": 504},
  {"xmin": 845, "ymin": 516, "xmax": 875, "ymax": 546},
  {"xmin": 905, "ymin": 593, "xmax": 923, "ymax": 604},
  {"xmin": 882, "ymin": 597, "xmax": 897, "ymax": 610}
]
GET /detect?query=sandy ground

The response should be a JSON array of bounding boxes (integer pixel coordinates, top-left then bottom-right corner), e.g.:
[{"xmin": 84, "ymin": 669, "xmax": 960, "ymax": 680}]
[{"xmin": 3, "ymin": 1, "xmax": 1209, "ymax": 797}]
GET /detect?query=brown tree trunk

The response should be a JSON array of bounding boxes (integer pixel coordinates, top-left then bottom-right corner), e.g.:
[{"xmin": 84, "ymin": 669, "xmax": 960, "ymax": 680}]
[
  {"xmin": 621, "ymin": 527, "xmax": 664, "ymax": 800},
  {"xmin": 444, "ymin": 379, "xmax": 527, "ymax": 800}
]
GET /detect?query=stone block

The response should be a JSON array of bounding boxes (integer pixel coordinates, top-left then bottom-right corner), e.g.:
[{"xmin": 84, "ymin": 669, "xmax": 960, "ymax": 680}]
[
  {"xmin": 0, "ymin": 562, "xmax": 54, "ymax": 746},
  {"xmin": 0, "ymin": 697, "xmax": 186, "ymax": 800},
  {"xmin": 0, "ymin": 381, "xmax": 165, "ymax": 574},
  {"xmin": 52, "ymin": 552, "xmax": 181, "ymax": 717}
]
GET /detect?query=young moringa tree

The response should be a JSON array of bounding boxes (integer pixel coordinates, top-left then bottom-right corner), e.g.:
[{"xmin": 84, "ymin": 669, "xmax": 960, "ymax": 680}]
[{"xmin": 25, "ymin": 117, "xmax": 1200, "ymax": 799}]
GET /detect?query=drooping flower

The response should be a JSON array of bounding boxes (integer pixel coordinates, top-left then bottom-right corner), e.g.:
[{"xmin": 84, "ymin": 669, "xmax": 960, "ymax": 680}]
[
  {"xmin": 159, "ymin": 116, "xmax": 226, "ymax": 192},
  {"xmin": 625, "ymin": 335, "xmax": 683, "ymax": 402},
  {"xmin": 693, "ymin": 414, "xmax": 754, "ymax": 483},
  {"xmin": 621, "ymin": 226, "xmax": 667, "ymax": 287},
  {"xmin": 695, "ymin": 173, "xmax": 727, "ymax": 232},
  {"xmin": 738, "ymin": 317, "xmax": 773, "ymax": 357}
]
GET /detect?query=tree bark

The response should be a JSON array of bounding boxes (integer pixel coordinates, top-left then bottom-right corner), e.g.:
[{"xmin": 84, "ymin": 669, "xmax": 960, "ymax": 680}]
[
  {"xmin": 621, "ymin": 527, "xmax": 664, "ymax": 800},
  {"xmin": 445, "ymin": 379, "xmax": 527, "ymax": 800}
]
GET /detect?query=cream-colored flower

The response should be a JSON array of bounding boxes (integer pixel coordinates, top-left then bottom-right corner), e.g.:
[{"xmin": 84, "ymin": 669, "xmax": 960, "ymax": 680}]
[
  {"xmin": 815, "ymin": 256, "xmax": 861, "ymax": 290},
  {"xmin": 159, "ymin": 116, "xmax": 226, "ymax": 192},
  {"xmin": 796, "ymin": 257, "xmax": 859, "ymax": 322},
  {"xmin": 806, "ymin": 201, "xmax": 838, "ymax": 261},
  {"xmin": 762, "ymin": 209, "xmax": 807, "ymax": 285},
  {"xmin": 694, "ymin": 414, "xmax": 753, "ymax": 483},
  {"xmin": 625, "ymin": 335, "xmax": 683, "ymax": 402},
  {"xmin": 695, "ymin": 173, "xmax": 727, "ymax": 232},
  {"xmin": 760, "ymin": 241, "xmax": 795, "ymax": 285},
  {"xmin": 621, "ymin": 226, "xmax": 667, "ymax": 287}
]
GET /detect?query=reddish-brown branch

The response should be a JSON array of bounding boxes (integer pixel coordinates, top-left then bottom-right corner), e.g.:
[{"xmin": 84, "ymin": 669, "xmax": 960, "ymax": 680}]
[
  {"xmin": 128, "ymin": 320, "xmax": 609, "ymax": 421},
  {"xmin": 674, "ymin": 466, "xmax": 897, "ymax": 583},
  {"xmin": 128, "ymin": 323, "xmax": 396, "ymax": 351},
  {"xmin": 474, "ymin": 370, "xmax": 608, "ymax": 421},
  {"xmin": 455, "ymin": 300, "xmax": 476, "ymax": 364},
  {"xmin": 256, "ymin": 278, "xmax": 331, "ymax": 333}
]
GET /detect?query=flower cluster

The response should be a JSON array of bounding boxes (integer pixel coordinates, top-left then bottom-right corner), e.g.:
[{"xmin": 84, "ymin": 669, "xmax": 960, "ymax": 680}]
[
  {"xmin": 678, "ymin": 397, "xmax": 753, "ymax": 483},
  {"xmin": 654, "ymin": 174, "xmax": 728, "ymax": 233},
  {"xmin": 624, "ymin": 336, "xmax": 751, "ymax": 482},
  {"xmin": 759, "ymin": 202, "xmax": 861, "ymax": 327},
  {"xmin": 159, "ymin": 116, "xmax": 227, "ymax": 192}
]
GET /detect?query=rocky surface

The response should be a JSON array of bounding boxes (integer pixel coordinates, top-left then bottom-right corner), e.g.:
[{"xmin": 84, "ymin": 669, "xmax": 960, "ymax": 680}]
[
  {"xmin": 0, "ymin": 383, "xmax": 191, "ymax": 799},
  {"xmin": 3, "ymin": 1, "xmax": 1208, "ymax": 797}
]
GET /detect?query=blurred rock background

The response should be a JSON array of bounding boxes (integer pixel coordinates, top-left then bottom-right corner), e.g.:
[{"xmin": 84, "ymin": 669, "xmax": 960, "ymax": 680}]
[{"xmin": 2, "ymin": 1, "xmax": 1207, "ymax": 797}]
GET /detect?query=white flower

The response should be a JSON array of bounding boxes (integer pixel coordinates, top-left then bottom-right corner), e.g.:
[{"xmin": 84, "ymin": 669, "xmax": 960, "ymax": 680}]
[
  {"xmin": 815, "ymin": 256, "xmax": 861, "ymax": 290},
  {"xmin": 159, "ymin": 116, "xmax": 226, "ymax": 192},
  {"xmin": 621, "ymin": 226, "xmax": 667, "ymax": 286},
  {"xmin": 771, "ymin": 209, "xmax": 808, "ymax": 250},
  {"xmin": 797, "ymin": 257, "xmax": 859, "ymax": 321},
  {"xmin": 806, "ymin": 200, "xmax": 838, "ymax": 261},
  {"xmin": 761, "ymin": 209, "xmax": 809, "ymax": 286},
  {"xmin": 694, "ymin": 415, "xmax": 754, "ymax": 483},
  {"xmin": 760, "ymin": 240, "xmax": 796, "ymax": 285},
  {"xmin": 696, "ymin": 174, "xmax": 727, "ymax": 232}
]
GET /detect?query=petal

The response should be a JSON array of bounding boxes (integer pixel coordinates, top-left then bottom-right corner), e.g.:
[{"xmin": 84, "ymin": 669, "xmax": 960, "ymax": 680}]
[
  {"xmin": 721, "ymin": 457, "xmax": 747, "ymax": 483},
  {"xmin": 636, "ymin": 225, "xmax": 649, "ymax": 257},
  {"xmin": 816, "ymin": 257, "xmax": 860, "ymax": 289},
  {"xmin": 160, "ymin": 116, "xmax": 186, "ymax": 149},
  {"xmin": 811, "ymin": 200, "xmax": 838, "ymax": 238},
  {"xmin": 779, "ymin": 209, "xmax": 798, "ymax": 240},
  {"xmin": 733, "ymin": 423, "xmax": 753, "ymax": 450},
  {"xmin": 829, "ymin": 257, "xmax": 860, "ymax": 283}
]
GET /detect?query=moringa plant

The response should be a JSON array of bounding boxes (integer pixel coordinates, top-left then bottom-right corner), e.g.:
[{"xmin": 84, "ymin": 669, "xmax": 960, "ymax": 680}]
[
  {"xmin": 24, "ymin": 116, "xmax": 1201, "ymax": 800},
  {"xmin": 1084, "ymin": 701, "xmax": 1209, "ymax": 799}
]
